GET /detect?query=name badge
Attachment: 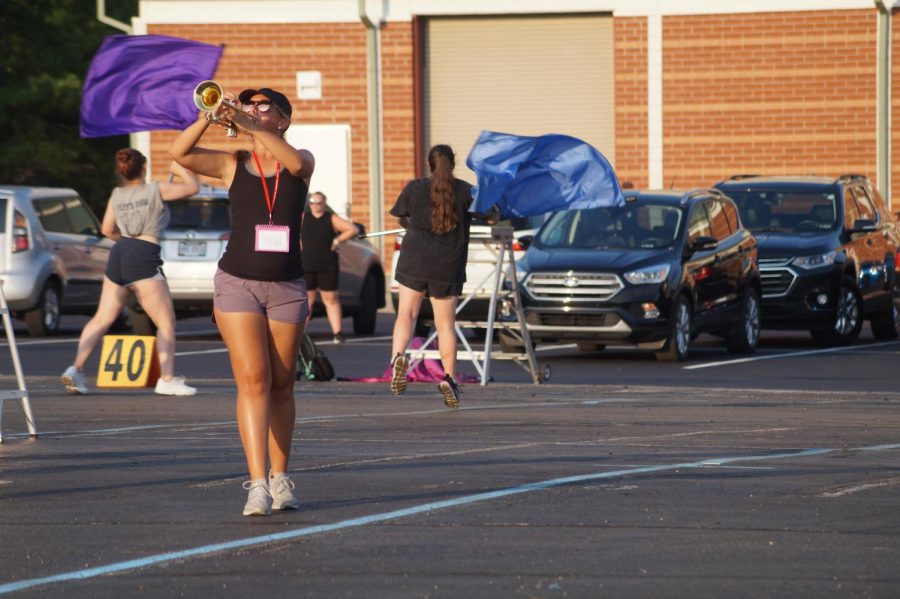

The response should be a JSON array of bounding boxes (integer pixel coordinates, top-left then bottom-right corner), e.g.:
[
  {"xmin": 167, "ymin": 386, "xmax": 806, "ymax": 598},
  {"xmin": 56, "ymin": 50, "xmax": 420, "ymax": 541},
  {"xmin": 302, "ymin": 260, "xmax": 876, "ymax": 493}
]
[{"xmin": 255, "ymin": 224, "xmax": 290, "ymax": 253}]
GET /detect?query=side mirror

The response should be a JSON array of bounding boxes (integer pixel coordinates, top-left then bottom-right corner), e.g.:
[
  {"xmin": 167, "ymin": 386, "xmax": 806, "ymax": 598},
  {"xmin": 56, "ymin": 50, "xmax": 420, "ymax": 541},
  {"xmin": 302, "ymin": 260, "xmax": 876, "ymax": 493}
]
[
  {"xmin": 689, "ymin": 236, "xmax": 718, "ymax": 253},
  {"xmin": 515, "ymin": 235, "xmax": 534, "ymax": 251},
  {"xmin": 849, "ymin": 218, "xmax": 877, "ymax": 234}
]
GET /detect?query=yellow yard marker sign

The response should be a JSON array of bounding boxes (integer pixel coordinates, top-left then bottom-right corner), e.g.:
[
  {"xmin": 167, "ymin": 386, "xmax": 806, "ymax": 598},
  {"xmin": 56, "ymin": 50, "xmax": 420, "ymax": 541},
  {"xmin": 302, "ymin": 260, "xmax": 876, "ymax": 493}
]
[{"xmin": 97, "ymin": 335, "xmax": 160, "ymax": 388}]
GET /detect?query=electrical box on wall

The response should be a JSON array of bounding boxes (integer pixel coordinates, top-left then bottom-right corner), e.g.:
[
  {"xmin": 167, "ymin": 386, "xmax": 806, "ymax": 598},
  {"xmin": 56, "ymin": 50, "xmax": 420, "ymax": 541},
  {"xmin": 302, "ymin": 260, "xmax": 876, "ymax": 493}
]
[{"xmin": 296, "ymin": 71, "xmax": 322, "ymax": 100}]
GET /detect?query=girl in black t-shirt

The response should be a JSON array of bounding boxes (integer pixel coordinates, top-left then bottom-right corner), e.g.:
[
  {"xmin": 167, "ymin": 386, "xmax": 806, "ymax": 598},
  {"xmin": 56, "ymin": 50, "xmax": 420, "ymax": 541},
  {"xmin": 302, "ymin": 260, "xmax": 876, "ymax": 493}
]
[
  {"xmin": 170, "ymin": 86, "xmax": 314, "ymax": 517},
  {"xmin": 388, "ymin": 144, "xmax": 477, "ymax": 408},
  {"xmin": 300, "ymin": 191, "xmax": 360, "ymax": 344}
]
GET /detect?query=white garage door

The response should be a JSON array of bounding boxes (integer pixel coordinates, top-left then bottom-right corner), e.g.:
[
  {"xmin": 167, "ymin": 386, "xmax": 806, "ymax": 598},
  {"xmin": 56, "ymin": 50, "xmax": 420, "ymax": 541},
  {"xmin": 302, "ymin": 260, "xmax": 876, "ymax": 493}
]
[{"xmin": 424, "ymin": 14, "xmax": 615, "ymax": 183}]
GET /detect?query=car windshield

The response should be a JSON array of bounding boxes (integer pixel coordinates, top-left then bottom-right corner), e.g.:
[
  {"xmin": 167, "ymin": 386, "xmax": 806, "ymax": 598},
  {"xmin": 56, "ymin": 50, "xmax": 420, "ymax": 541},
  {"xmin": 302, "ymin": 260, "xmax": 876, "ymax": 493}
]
[
  {"xmin": 167, "ymin": 198, "xmax": 230, "ymax": 230},
  {"xmin": 726, "ymin": 189, "xmax": 838, "ymax": 233},
  {"xmin": 537, "ymin": 203, "xmax": 683, "ymax": 250}
]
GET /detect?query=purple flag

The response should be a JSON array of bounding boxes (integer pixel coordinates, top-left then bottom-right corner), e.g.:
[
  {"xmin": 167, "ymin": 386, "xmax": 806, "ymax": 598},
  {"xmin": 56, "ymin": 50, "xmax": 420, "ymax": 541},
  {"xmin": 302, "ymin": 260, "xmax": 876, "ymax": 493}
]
[{"xmin": 80, "ymin": 34, "xmax": 223, "ymax": 138}]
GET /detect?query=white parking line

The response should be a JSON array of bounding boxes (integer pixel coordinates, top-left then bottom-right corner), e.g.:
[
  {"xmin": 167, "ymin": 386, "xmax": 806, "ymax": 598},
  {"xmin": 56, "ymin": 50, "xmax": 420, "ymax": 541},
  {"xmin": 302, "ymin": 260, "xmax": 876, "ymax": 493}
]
[
  {"xmin": 0, "ymin": 397, "xmax": 635, "ymax": 440},
  {"xmin": 820, "ymin": 476, "xmax": 900, "ymax": 497},
  {"xmin": 683, "ymin": 340, "xmax": 900, "ymax": 370}
]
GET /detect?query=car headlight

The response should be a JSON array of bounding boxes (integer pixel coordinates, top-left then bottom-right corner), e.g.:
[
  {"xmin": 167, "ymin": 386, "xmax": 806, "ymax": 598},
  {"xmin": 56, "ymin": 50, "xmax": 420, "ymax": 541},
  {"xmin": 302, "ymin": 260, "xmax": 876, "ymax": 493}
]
[
  {"xmin": 792, "ymin": 251, "xmax": 837, "ymax": 269},
  {"xmin": 624, "ymin": 263, "xmax": 671, "ymax": 285}
]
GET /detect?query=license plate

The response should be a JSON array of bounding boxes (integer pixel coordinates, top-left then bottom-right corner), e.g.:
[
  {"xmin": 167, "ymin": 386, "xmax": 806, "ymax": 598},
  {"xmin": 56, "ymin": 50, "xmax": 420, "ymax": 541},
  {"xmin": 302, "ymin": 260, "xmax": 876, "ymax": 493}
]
[{"xmin": 178, "ymin": 241, "xmax": 207, "ymax": 257}]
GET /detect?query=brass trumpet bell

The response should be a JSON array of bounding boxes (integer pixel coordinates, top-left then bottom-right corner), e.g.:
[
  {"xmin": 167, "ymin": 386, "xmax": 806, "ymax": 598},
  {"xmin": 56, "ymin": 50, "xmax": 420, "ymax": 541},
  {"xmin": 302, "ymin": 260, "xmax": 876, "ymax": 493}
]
[{"xmin": 193, "ymin": 80, "xmax": 241, "ymax": 137}]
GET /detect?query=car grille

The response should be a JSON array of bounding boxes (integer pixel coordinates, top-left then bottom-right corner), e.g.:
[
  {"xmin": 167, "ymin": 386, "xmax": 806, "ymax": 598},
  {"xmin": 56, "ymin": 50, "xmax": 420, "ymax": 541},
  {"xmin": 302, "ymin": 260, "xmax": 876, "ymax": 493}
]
[
  {"xmin": 531, "ymin": 312, "xmax": 620, "ymax": 327},
  {"xmin": 759, "ymin": 267, "xmax": 796, "ymax": 297},
  {"xmin": 524, "ymin": 272, "xmax": 623, "ymax": 301}
]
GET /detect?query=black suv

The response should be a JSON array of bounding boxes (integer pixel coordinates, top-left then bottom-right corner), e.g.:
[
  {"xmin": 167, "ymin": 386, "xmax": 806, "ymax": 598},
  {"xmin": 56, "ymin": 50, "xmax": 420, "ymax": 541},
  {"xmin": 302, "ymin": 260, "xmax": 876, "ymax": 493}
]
[
  {"xmin": 512, "ymin": 189, "xmax": 761, "ymax": 361},
  {"xmin": 715, "ymin": 175, "xmax": 900, "ymax": 344}
]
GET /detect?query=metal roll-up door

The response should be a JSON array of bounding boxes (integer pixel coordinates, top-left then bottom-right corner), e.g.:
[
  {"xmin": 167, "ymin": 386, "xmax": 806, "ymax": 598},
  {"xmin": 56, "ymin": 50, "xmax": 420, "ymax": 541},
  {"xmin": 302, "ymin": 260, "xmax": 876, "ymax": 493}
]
[{"xmin": 424, "ymin": 14, "xmax": 615, "ymax": 182}]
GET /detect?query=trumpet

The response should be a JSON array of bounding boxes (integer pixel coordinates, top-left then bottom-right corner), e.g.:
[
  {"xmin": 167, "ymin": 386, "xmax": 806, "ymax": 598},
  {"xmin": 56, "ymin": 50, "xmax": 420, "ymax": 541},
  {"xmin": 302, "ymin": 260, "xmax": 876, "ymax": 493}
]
[{"xmin": 193, "ymin": 80, "xmax": 244, "ymax": 137}]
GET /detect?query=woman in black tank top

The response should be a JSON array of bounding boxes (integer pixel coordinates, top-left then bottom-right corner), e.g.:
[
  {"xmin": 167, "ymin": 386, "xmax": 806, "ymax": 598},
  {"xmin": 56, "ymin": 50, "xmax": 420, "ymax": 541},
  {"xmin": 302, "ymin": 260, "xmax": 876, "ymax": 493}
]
[
  {"xmin": 170, "ymin": 86, "xmax": 316, "ymax": 517},
  {"xmin": 300, "ymin": 191, "xmax": 359, "ymax": 343}
]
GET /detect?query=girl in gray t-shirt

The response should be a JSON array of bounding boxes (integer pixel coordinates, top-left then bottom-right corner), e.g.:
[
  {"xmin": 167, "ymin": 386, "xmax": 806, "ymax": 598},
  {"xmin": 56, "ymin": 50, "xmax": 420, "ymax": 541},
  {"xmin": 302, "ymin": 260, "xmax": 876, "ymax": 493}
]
[{"xmin": 60, "ymin": 148, "xmax": 200, "ymax": 397}]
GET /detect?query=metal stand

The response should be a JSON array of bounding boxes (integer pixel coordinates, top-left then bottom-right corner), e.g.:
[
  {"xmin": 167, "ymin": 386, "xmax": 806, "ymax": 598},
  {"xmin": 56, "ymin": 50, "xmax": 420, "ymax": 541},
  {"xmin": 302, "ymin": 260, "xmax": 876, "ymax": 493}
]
[
  {"xmin": 406, "ymin": 225, "xmax": 545, "ymax": 385},
  {"xmin": 0, "ymin": 282, "xmax": 37, "ymax": 443}
]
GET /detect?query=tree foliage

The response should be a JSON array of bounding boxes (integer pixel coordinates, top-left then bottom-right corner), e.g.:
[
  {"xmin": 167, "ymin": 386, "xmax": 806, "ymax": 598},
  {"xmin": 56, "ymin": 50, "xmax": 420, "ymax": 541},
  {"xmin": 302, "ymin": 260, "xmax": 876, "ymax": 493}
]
[{"xmin": 0, "ymin": 0, "xmax": 138, "ymax": 214}]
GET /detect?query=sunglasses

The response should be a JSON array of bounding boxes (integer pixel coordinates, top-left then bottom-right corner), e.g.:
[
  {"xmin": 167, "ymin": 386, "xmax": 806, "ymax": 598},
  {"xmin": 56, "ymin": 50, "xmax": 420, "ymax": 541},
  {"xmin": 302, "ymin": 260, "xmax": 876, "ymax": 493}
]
[
  {"xmin": 308, "ymin": 200, "xmax": 324, "ymax": 205},
  {"xmin": 243, "ymin": 100, "xmax": 273, "ymax": 113}
]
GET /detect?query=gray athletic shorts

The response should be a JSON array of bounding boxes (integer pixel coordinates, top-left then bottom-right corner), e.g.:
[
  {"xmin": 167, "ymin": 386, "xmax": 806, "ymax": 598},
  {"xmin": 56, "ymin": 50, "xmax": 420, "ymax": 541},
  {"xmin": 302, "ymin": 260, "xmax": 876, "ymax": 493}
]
[{"xmin": 213, "ymin": 269, "xmax": 309, "ymax": 324}]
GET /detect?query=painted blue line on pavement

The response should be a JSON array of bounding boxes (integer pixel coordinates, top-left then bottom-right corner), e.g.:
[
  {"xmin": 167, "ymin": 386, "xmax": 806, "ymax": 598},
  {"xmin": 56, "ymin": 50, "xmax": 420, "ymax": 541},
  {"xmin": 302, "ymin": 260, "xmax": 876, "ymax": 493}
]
[{"xmin": 1, "ymin": 444, "xmax": 895, "ymax": 594}]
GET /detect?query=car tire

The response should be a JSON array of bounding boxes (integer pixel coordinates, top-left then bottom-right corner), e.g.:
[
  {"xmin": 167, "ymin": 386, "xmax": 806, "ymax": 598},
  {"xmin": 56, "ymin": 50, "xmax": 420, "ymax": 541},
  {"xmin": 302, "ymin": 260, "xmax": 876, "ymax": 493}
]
[
  {"xmin": 870, "ymin": 299, "xmax": 900, "ymax": 340},
  {"xmin": 24, "ymin": 282, "xmax": 61, "ymax": 337},
  {"xmin": 810, "ymin": 281, "xmax": 862, "ymax": 346},
  {"xmin": 656, "ymin": 295, "xmax": 691, "ymax": 362},
  {"xmin": 352, "ymin": 271, "xmax": 379, "ymax": 335},
  {"xmin": 129, "ymin": 302, "xmax": 157, "ymax": 336},
  {"xmin": 725, "ymin": 289, "xmax": 760, "ymax": 354}
]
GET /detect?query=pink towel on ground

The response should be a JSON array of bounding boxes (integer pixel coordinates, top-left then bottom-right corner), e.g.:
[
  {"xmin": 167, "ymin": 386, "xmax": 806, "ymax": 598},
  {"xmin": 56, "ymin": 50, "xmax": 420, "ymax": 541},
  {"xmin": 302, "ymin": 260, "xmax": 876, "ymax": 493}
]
[{"xmin": 347, "ymin": 337, "xmax": 479, "ymax": 383}]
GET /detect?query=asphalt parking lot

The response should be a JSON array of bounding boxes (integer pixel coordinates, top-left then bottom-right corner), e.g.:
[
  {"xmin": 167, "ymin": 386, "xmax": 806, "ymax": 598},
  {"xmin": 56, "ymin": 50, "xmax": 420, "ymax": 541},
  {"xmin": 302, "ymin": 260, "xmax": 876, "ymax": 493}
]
[{"xmin": 0, "ymin": 312, "xmax": 898, "ymax": 597}]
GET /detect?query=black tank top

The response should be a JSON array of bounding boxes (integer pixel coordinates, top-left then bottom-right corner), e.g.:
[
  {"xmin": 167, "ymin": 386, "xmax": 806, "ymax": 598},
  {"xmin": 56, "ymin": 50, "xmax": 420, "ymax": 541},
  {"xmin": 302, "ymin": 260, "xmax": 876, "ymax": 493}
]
[
  {"xmin": 300, "ymin": 211, "xmax": 338, "ymax": 272},
  {"xmin": 219, "ymin": 158, "xmax": 308, "ymax": 281}
]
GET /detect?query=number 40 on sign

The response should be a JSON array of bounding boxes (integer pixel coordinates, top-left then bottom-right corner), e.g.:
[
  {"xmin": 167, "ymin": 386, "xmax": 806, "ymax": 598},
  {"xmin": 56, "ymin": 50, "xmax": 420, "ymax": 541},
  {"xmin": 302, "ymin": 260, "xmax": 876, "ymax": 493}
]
[{"xmin": 97, "ymin": 335, "xmax": 160, "ymax": 388}]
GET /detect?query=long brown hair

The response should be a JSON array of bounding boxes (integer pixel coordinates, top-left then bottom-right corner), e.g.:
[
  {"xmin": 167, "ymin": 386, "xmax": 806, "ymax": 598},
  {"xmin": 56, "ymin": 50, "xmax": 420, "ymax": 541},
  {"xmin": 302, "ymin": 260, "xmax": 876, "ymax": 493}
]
[
  {"xmin": 428, "ymin": 144, "xmax": 457, "ymax": 234},
  {"xmin": 115, "ymin": 148, "xmax": 146, "ymax": 181}
]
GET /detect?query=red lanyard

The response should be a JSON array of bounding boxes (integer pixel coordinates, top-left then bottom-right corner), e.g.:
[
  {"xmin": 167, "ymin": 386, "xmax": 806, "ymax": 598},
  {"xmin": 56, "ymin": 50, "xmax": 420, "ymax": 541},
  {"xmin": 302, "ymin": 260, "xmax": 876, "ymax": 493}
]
[{"xmin": 252, "ymin": 151, "xmax": 281, "ymax": 224}]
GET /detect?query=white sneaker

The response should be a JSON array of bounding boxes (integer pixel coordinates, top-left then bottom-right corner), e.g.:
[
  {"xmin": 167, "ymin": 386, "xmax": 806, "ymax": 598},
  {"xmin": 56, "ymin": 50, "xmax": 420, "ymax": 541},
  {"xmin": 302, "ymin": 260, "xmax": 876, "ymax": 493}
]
[
  {"xmin": 242, "ymin": 480, "xmax": 272, "ymax": 516},
  {"xmin": 154, "ymin": 376, "xmax": 197, "ymax": 396},
  {"xmin": 61, "ymin": 366, "xmax": 88, "ymax": 395},
  {"xmin": 270, "ymin": 472, "xmax": 300, "ymax": 510}
]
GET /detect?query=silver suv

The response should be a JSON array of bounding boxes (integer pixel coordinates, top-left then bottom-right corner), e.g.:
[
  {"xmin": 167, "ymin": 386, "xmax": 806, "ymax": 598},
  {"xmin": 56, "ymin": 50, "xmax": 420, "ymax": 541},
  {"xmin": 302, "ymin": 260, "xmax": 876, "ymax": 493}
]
[
  {"xmin": 156, "ymin": 187, "xmax": 386, "ymax": 334},
  {"xmin": 0, "ymin": 186, "xmax": 113, "ymax": 335}
]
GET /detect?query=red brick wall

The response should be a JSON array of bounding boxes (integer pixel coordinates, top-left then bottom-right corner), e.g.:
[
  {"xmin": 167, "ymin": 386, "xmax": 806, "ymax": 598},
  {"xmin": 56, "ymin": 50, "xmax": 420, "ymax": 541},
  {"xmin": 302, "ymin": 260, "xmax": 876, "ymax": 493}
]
[
  {"xmin": 662, "ymin": 9, "xmax": 877, "ymax": 189},
  {"xmin": 614, "ymin": 17, "xmax": 649, "ymax": 188}
]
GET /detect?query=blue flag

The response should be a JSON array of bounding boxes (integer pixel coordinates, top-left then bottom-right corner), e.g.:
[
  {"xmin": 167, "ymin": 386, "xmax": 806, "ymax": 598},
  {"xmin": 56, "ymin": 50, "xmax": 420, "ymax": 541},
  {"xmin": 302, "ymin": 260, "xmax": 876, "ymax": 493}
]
[
  {"xmin": 80, "ymin": 34, "xmax": 223, "ymax": 138},
  {"xmin": 466, "ymin": 130, "xmax": 625, "ymax": 218}
]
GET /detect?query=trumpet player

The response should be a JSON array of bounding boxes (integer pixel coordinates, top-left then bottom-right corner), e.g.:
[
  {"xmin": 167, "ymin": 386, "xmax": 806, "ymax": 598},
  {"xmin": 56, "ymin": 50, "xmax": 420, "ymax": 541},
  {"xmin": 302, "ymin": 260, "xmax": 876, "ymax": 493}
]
[{"xmin": 170, "ymin": 86, "xmax": 315, "ymax": 517}]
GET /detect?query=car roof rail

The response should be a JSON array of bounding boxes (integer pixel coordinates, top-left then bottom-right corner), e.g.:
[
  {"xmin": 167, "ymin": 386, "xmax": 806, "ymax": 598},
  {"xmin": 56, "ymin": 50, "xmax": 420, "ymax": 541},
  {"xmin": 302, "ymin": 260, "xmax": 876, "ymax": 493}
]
[
  {"xmin": 836, "ymin": 173, "xmax": 868, "ymax": 183},
  {"xmin": 680, "ymin": 188, "xmax": 724, "ymax": 204}
]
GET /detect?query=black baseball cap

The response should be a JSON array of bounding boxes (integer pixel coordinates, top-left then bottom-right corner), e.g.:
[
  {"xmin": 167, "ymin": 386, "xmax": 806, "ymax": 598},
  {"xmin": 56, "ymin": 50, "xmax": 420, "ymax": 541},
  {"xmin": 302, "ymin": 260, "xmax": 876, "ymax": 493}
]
[{"xmin": 238, "ymin": 88, "xmax": 293, "ymax": 118}]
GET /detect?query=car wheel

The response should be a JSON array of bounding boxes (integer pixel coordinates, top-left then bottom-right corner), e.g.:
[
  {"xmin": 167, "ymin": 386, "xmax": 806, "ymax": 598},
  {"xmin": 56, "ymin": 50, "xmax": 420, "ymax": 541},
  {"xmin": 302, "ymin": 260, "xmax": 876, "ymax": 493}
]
[
  {"xmin": 725, "ymin": 289, "xmax": 760, "ymax": 354},
  {"xmin": 811, "ymin": 282, "xmax": 862, "ymax": 346},
  {"xmin": 129, "ymin": 301, "xmax": 157, "ymax": 336},
  {"xmin": 870, "ymin": 298, "xmax": 900, "ymax": 340},
  {"xmin": 24, "ymin": 283, "xmax": 61, "ymax": 337},
  {"xmin": 352, "ymin": 271, "xmax": 379, "ymax": 335},
  {"xmin": 656, "ymin": 296, "xmax": 691, "ymax": 362}
]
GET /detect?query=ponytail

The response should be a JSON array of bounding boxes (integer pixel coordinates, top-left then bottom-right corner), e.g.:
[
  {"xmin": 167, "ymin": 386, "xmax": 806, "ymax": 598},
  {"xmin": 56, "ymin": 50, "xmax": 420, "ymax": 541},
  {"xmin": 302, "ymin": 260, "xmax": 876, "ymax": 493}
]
[{"xmin": 428, "ymin": 144, "xmax": 457, "ymax": 234}]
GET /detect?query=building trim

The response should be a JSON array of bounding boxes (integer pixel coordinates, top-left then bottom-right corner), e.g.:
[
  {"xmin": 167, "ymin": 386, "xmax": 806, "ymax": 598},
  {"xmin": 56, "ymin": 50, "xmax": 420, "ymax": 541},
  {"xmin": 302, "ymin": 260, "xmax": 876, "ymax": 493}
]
[{"xmin": 138, "ymin": 0, "xmax": 898, "ymax": 24}]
